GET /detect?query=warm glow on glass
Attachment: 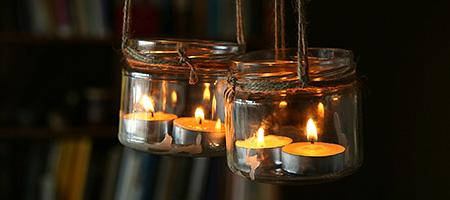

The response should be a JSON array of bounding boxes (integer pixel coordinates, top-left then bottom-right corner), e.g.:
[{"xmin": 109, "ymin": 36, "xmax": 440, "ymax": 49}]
[
  {"xmin": 279, "ymin": 101, "xmax": 287, "ymax": 108},
  {"xmin": 203, "ymin": 83, "xmax": 211, "ymax": 101},
  {"xmin": 212, "ymin": 95, "xmax": 217, "ymax": 119},
  {"xmin": 171, "ymin": 91, "xmax": 177, "ymax": 103},
  {"xmin": 195, "ymin": 107, "xmax": 205, "ymax": 124},
  {"xmin": 307, "ymin": 118, "xmax": 318, "ymax": 142},
  {"xmin": 318, "ymin": 102, "xmax": 324, "ymax": 117},
  {"xmin": 215, "ymin": 119, "xmax": 221, "ymax": 129},
  {"xmin": 162, "ymin": 81, "xmax": 168, "ymax": 110},
  {"xmin": 142, "ymin": 95, "xmax": 154, "ymax": 112},
  {"xmin": 257, "ymin": 128, "xmax": 265, "ymax": 147},
  {"xmin": 332, "ymin": 95, "xmax": 340, "ymax": 101}
]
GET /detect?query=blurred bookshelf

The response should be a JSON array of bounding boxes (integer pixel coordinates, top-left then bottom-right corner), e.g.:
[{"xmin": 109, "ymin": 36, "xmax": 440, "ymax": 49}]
[{"xmin": 0, "ymin": 0, "xmax": 283, "ymax": 200}]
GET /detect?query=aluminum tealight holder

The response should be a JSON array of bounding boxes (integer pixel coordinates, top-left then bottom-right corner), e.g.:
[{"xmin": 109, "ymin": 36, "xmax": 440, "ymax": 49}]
[
  {"xmin": 119, "ymin": 39, "xmax": 243, "ymax": 156},
  {"xmin": 223, "ymin": 48, "xmax": 363, "ymax": 184}
]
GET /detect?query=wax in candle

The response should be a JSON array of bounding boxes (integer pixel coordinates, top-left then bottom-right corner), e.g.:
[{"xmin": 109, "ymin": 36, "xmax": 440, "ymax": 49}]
[
  {"xmin": 173, "ymin": 117, "xmax": 225, "ymax": 133},
  {"xmin": 235, "ymin": 134, "xmax": 293, "ymax": 179},
  {"xmin": 123, "ymin": 111, "xmax": 178, "ymax": 142},
  {"xmin": 282, "ymin": 142, "xmax": 345, "ymax": 157},
  {"xmin": 281, "ymin": 142, "xmax": 346, "ymax": 175},
  {"xmin": 235, "ymin": 135, "xmax": 292, "ymax": 149},
  {"xmin": 124, "ymin": 111, "xmax": 178, "ymax": 121}
]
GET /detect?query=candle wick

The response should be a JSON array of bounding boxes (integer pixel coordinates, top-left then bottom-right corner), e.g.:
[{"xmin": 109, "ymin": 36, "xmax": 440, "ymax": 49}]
[
  {"xmin": 151, "ymin": 111, "xmax": 154, "ymax": 118},
  {"xmin": 311, "ymin": 141, "xmax": 314, "ymax": 145},
  {"xmin": 199, "ymin": 118, "xmax": 203, "ymax": 125}
]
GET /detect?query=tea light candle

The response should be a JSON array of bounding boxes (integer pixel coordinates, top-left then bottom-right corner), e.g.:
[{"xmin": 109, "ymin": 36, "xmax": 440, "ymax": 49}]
[
  {"xmin": 172, "ymin": 107, "xmax": 225, "ymax": 147},
  {"xmin": 123, "ymin": 95, "xmax": 178, "ymax": 143},
  {"xmin": 235, "ymin": 128, "xmax": 292, "ymax": 178},
  {"xmin": 281, "ymin": 119, "xmax": 346, "ymax": 175}
]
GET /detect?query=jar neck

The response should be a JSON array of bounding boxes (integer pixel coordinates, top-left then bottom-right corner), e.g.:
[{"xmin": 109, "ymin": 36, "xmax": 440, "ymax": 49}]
[{"xmin": 231, "ymin": 48, "xmax": 356, "ymax": 91}]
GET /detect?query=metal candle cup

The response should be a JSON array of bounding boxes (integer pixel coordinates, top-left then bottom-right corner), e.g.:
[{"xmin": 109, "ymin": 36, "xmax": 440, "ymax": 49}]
[
  {"xmin": 281, "ymin": 142, "xmax": 345, "ymax": 175},
  {"xmin": 172, "ymin": 117, "xmax": 225, "ymax": 147},
  {"xmin": 123, "ymin": 111, "xmax": 178, "ymax": 143},
  {"xmin": 235, "ymin": 135, "xmax": 293, "ymax": 173}
]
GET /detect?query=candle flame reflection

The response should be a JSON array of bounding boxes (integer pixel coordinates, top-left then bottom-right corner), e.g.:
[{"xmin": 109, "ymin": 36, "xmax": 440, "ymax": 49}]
[
  {"xmin": 195, "ymin": 107, "xmax": 205, "ymax": 124},
  {"xmin": 279, "ymin": 101, "xmax": 287, "ymax": 108},
  {"xmin": 307, "ymin": 118, "xmax": 318, "ymax": 143},
  {"xmin": 215, "ymin": 119, "xmax": 221, "ymax": 129},
  {"xmin": 257, "ymin": 128, "xmax": 265, "ymax": 147},
  {"xmin": 212, "ymin": 95, "xmax": 216, "ymax": 119},
  {"xmin": 318, "ymin": 102, "xmax": 324, "ymax": 118},
  {"xmin": 278, "ymin": 101, "xmax": 287, "ymax": 108},
  {"xmin": 171, "ymin": 91, "xmax": 177, "ymax": 103},
  {"xmin": 142, "ymin": 95, "xmax": 154, "ymax": 112},
  {"xmin": 203, "ymin": 83, "xmax": 211, "ymax": 101}
]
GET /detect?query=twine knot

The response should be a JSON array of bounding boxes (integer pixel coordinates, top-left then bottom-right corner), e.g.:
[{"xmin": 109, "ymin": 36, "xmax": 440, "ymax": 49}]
[
  {"xmin": 225, "ymin": 72, "xmax": 238, "ymax": 104},
  {"xmin": 177, "ymin": 43, "xmax": 198, "ymax": 85}
]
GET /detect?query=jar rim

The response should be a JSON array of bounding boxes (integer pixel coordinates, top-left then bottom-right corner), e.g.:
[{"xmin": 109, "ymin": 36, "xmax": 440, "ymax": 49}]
[
  {"xmin": 231, "ymin": 48, "xmax": 356, "ymax": 86},
  {"xmin": 126, "ymin": 38, "xmax": 243, "ymax": 58},
  {"xmin": 123, "ymin": 38, "xmax": 243, "ymax": 75}
]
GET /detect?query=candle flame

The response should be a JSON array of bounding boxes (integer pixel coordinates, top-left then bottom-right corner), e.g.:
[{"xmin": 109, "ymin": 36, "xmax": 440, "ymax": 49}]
[
  {"xmin": 257, "ymin": 128, "xmax": 265, "ymax": 147},
  {"xmin": 279, "ymin": 101, "xmax": 287, "ymax": 108},
  {"xmin": 195, "ymin": 107, "xmax": 205, "ymax": 124},
  {"xmin": 307, "ymin": 118, "xmax": 318, "ymax": 143},
  {"xmin": 203, "ymin": 83, "xmax": 211, "ymax": 101},
  {"xmin": 142, "ymin": 95, "xmax": 154, "ymax": 112},
  {"xmin": 318, "ymin": 102, "xmax": 324, "ymax": 118},
  {"xmin": 215, "ymin": 119, "xmax": 221, "ymax": 129},
  {"xmin": 171, "ymin": 91, "xmax": 177, "ymax": 103}
]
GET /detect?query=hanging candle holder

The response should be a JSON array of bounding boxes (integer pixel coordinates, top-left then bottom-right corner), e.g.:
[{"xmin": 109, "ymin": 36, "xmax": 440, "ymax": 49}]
[
  {"xmin": 119, "ymin": 38, "xmax": 243, "ymax": 156},
  {"xmin": 223, "ymin": 48, "xmax": 362, "ymax": 184}
]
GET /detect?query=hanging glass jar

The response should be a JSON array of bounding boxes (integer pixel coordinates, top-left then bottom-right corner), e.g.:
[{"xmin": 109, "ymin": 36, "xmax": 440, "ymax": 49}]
[
  {"xmin": 119, "ymin": 39, "xmax": 243, "ymax": 156},
  {"xmin": 223, "ymin": 48, "xmax": 362, "ymax": 183}
]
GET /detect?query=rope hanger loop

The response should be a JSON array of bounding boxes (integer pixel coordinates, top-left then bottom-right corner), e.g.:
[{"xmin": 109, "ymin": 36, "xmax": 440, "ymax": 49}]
[{"xmin": 121, "ymin": 0, "xmax": 247, "ymax": 85}]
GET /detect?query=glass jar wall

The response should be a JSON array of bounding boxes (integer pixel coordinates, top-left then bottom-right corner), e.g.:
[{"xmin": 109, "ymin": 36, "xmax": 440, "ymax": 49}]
[
  {"xmin": 224, "ymin": 48, "xmax": 362, "ymax": 183},
  {"xmin": 119, "ymin": 39, "xmax": 243, "ymax": 156}
]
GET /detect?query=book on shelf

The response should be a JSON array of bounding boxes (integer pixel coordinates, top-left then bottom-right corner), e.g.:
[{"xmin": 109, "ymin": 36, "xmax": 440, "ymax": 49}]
[
  {"xmin": 83, "ymin": 140, "xmax": 118, "ymax": 200},
  {"xmin": 99, "ymin": 144, "xmax": 123, "ymax": 200},
  {"xmin": 186, "ymin": 157, "xmax": 211, "ymax": 200},
  {"xmin": 151, "ymin": 156, "xmax": 178, "ymax": 200},
  {"xmin": 114, "ymin": 147, "xmax": 141, "ymax": 200}
]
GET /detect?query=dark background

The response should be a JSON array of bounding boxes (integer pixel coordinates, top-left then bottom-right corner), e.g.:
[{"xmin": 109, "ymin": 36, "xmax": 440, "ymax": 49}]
[
  {"xmin": 1, "ymin": 0, "xmax": 449, "ymax": 199},
  {"xmin": 283, "ymin": 0, "xmax": 449, "ymax": 199}
]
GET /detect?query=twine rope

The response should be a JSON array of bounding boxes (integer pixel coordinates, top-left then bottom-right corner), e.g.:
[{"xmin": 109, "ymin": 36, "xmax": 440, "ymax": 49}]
[
  {"xmin": 226, "ymin": 0, "xmax": 309, "ymax": 102},
  {"xmin": 274, "ymin": 0, "xmax": 286, "ymax": 51},
  {"xmin": 121, "ymin": 0, "xmax": 132, "ymax": 50},
  {"xmin": 177, "ymin": 43, "xmax": 198, "ymax": 85},
  {"xmin": 281, "ymin": 0, "xmax": 285, "ymax": 50},
  {"xmin": 235, "ymin": 80, "xmax": 300, "ymax": 92},
  {"xmin": 236, "ymin": 0, "xmax": 246, "ymax": 51},
  {"xmin": 121, "ymin": 0, "xmax": 199, "ymax": 84},
  {"xmin": 275, "ymin": 0, "xmax": 279, "ymax": 51},
  {"xmin": 297, "ymin": 0, "xmax": 309, "ymax": 87}
]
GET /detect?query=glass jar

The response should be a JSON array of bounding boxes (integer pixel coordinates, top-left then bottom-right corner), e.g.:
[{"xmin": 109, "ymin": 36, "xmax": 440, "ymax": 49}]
[
  {"xmin": 119, "ymin": 39, "xmax": 243, "ymax": 156},
  {"xmin": 224, "ymin": 48, "xmax": 362, "ymax": 184}
]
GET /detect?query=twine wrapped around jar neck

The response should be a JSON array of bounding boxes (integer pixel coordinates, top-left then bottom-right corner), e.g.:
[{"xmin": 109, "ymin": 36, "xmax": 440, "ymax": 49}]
[
  {"xmin": 121, "ymin": 0, "xmax": 247, "ymax": 85},
  {"xmin": 226, "ymin": 0, "xmax": 310, "ymax": 103}
]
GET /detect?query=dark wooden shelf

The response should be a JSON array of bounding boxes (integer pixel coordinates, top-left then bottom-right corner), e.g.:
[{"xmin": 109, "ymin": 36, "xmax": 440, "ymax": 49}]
[
  {"xmin": 0, "ymin": 125, "xmax": 118, "ymax": 140},
  {"xmin": 0, "ymin": 32, "xmax": 119, "ymax": 46}
]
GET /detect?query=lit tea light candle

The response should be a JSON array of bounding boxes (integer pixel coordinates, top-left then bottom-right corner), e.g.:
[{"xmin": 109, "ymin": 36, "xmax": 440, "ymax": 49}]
[
  {"xmin": 123, "ymin": 95, "xmax": 178, "ymax": 143},
  {"xmin": 281, "ymin": 119, "xmax": 346, "ymax": 175},
  {"xmin": 172, "ymin": 107, "xmax": 225, "ymax": 149},
  {"xmin": 235, "ymin": 127, "xmax": 292, "ymax": 178}
]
